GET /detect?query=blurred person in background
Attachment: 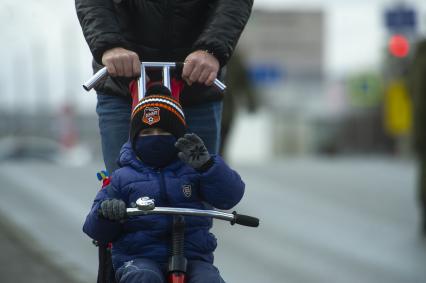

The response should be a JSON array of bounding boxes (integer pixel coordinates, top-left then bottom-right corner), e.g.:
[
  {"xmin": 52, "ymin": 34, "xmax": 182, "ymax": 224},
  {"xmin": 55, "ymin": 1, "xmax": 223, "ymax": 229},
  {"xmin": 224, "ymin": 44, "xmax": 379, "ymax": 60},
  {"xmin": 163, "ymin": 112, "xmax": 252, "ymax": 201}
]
[
  {"xmin": 220, "ymin": 51, "xmax": 258, "ymax": 158},
  {"xmin": 57, "ymin": 103, "xmax": 78, "ymax": 151},
  {"xmin": 75, "ymin": 0, "xmax": 253, "ymax": 174},
  {"xmin": 410, "ymin": 39, "xmax": 426, "ymax": 235}
]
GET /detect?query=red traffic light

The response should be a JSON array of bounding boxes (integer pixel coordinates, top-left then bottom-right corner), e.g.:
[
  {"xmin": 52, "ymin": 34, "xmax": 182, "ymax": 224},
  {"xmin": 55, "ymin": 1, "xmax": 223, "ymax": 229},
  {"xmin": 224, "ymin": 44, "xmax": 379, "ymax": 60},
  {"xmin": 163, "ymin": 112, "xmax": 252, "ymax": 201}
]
[{"xmin": 388, "ymin": 34, "xmax": 410, "ymax": 58}]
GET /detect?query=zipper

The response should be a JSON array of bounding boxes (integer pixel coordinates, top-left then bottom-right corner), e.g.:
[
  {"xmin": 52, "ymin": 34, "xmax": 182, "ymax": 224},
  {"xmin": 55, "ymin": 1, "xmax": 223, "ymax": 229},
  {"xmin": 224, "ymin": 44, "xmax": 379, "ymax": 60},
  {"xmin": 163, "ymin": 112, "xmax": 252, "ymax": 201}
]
[
  {"xmin": 157, "ymin": 169, "xmax": 168, "ymax": 204},
  {"xmin": 157, "ymin": 168, "xmax": 173, "ymax": 238},
  {"xmin": 162, "ymin": 0, "xmax": 174, "ymax": 58}
]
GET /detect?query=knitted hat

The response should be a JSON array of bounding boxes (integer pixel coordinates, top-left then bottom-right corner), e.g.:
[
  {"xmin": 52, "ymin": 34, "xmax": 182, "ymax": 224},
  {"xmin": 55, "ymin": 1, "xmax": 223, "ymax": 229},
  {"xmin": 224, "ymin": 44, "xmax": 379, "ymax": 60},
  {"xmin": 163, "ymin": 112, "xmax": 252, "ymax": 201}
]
[{"xmin": 130, "ymin": 84, "xmax": 186, "ymax": 144}]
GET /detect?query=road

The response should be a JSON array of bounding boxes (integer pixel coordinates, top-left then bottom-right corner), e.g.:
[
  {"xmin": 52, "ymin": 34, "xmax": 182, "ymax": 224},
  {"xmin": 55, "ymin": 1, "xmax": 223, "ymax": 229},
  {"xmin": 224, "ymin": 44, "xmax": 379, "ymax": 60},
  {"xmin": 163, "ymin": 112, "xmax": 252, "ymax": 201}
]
[{"xmin": 0, "ymin": 157, "xmax": 425, "ymax": 283}]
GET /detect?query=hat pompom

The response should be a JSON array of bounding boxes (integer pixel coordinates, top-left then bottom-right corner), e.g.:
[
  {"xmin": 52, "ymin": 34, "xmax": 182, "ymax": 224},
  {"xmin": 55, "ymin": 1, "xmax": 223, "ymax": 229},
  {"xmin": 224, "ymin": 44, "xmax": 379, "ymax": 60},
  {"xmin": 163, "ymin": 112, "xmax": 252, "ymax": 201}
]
[{"xmin": 145, "ymin": 83, "xmax": 172, "ymax": 97}]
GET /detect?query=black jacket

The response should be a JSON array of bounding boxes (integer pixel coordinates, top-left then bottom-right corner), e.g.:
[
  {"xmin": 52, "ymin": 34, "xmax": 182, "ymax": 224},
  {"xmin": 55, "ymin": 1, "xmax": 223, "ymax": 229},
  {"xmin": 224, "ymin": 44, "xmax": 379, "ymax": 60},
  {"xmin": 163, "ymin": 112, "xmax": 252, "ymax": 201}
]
[{"xmin": 75, "ymin": 0, "xmax": 253, "ymax": 105}]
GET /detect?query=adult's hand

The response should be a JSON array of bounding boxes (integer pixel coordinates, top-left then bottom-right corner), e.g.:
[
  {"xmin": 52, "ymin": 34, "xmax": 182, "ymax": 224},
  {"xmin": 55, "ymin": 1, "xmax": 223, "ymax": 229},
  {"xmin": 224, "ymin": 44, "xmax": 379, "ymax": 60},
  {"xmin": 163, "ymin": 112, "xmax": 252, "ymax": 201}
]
[
  {"xmin": 102, "ymin": 47, "xmax": 141, "ymax": 78},
  {"xmin": 182, "ymin": 50, "xmax": 219, "ymax": 86}
]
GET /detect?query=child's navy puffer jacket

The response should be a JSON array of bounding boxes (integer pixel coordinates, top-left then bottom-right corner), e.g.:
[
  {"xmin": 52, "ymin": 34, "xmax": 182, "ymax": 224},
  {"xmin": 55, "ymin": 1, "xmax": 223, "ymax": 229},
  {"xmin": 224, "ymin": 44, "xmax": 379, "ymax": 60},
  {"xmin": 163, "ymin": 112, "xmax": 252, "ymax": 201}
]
[{"xmin": 83, "ymin": 142, "xmax": 245, "ymax": 270}]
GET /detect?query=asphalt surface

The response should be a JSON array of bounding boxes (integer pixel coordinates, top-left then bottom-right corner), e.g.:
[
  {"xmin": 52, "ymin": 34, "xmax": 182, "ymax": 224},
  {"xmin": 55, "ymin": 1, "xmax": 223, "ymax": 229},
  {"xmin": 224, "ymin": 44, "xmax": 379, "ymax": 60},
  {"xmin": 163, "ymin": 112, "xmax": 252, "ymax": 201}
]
[
  {"xmin": 0, "ymin": 157, "xmax": 425, "ymax": 283},
  {"xmin": 0, "ymin": 212, "xmax": 80, "ymax": 283}
]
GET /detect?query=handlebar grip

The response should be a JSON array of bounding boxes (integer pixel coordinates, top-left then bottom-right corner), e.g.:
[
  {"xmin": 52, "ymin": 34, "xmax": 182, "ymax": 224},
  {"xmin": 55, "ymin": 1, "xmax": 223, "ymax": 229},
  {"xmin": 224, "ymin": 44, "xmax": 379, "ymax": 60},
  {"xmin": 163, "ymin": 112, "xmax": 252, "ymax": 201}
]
[
  {"xmin": 97, "ymin": 208, "xmax": 103, "ymax": 218},
  {"xmin": 231, "ymin": 211, "xmax": 259, "ymax": 227},
  {"xmin": 83, "ymin": 67, "xmax": 108, "ymax": 91},
  {"xmin": 169, "ymin": 62, "xmax": 226, "ymax": 91},
  {"xmin": 97, "ymin": 208, "xmax": 128, "ymax": 221}
]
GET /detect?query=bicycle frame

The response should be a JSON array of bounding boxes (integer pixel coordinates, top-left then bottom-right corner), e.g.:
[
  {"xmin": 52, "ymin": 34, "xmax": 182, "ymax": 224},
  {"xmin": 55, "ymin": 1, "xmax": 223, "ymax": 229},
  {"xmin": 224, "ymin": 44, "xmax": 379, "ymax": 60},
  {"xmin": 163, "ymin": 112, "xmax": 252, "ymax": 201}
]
[{"xmin": 127, "ymin": 197, "xmax": 259, "ymax": 283}]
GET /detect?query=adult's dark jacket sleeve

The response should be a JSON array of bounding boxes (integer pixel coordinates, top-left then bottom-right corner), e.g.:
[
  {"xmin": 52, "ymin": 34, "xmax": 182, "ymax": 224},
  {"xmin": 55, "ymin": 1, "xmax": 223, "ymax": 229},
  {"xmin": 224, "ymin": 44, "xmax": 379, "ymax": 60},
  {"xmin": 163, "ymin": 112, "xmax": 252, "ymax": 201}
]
[
  {"xmin": 75, "ymin": 0, "xmax": 127, "ymax": 64},
  {"xmin": 192, "ymin": 0, "xmax": 254, "ymax": 67}
]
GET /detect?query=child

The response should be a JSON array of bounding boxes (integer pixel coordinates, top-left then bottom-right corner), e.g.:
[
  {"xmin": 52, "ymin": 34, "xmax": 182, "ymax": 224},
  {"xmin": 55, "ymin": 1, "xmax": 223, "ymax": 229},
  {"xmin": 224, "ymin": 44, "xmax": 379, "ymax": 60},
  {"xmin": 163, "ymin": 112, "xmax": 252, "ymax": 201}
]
[{"xmin": 83, "ymin": 85, "xmax": 245, "ymax": 283}]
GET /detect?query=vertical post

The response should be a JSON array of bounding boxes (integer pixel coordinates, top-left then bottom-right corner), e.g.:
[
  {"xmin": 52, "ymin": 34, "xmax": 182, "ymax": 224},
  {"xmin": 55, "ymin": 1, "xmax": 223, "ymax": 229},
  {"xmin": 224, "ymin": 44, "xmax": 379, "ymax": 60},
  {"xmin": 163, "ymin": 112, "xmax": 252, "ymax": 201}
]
[
  {"xmin": 138, "ymin": 63, "xmax": 147, "ymax": 101},
  {"xmin": 138, "ymin": 63, "xmax": 174, "ymax": 101},
  {"xmin": 163, "ymin": 66, "xmax": 171, "ymax": 91}
]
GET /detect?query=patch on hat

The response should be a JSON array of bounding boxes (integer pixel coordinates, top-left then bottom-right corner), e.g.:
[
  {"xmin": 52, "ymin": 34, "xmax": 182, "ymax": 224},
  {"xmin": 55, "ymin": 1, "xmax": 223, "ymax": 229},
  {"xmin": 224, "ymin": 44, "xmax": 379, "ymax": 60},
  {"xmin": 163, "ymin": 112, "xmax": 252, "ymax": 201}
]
[{"xmin": 142, "ymin": 107, "xmax": 160, "ymax": 125}]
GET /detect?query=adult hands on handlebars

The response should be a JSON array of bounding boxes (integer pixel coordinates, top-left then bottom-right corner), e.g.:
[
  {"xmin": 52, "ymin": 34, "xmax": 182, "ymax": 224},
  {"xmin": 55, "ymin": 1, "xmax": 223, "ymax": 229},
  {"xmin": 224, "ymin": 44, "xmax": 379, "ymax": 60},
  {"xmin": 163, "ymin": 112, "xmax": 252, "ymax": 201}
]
[
  {"xmin": 182, "ymin": 50, "xmax": 219, "ymax": 86},
  {"xmin": 101, "ymin": 48, "xmax": 219, "ymax": 86},
  {"xmin": 100, "ymin": 199, "xmax": 127, "ymax": 221},
  {"xmin": 102, "ymin": 47, "xmax": 141, "ymax": 78},
  {"xmin": 175, "ymin": 133, "xmax": 212, "ymax": 171}
]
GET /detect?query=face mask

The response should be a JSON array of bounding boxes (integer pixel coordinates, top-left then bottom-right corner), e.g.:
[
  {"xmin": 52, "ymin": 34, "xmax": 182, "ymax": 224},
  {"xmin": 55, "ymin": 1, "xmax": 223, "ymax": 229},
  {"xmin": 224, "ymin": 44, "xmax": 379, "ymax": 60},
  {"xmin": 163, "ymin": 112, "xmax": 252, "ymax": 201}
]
[{"xmin": 133, "ymin": 135, "xmax": 178, "ymax": 168}]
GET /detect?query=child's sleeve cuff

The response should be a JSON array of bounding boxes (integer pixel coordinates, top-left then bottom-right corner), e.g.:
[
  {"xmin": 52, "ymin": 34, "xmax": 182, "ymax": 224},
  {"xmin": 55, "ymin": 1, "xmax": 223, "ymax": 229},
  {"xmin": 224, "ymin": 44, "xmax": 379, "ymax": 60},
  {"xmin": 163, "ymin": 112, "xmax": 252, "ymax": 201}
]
[{"xmin": 196, "ymin": 157, "xmax": 214, "ymax": 173}]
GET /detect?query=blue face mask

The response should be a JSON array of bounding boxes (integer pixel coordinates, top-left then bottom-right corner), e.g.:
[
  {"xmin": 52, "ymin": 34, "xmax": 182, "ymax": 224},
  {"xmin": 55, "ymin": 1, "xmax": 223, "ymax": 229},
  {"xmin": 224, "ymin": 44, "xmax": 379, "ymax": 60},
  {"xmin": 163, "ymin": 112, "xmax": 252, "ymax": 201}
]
[{"xmin": 133, "ymin": 135, "xmax": 178, "ymax": 168}]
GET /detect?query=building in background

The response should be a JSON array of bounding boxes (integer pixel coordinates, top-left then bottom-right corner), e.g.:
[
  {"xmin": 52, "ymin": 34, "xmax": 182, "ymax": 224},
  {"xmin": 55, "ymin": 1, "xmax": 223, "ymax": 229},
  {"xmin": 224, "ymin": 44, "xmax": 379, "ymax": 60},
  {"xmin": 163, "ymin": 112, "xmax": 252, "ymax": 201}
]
[{"xmin": 236, "ymin": 9, "xmax": 325, "ymax": 157}]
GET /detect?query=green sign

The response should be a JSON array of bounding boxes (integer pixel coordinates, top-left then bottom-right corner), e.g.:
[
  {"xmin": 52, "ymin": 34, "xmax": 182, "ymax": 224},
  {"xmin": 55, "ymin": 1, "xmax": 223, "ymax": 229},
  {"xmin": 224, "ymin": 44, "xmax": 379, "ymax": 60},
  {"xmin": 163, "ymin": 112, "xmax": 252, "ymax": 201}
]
[{"xmin": 347, "ymin": 73, "xmax": 383, "ymax": 108}]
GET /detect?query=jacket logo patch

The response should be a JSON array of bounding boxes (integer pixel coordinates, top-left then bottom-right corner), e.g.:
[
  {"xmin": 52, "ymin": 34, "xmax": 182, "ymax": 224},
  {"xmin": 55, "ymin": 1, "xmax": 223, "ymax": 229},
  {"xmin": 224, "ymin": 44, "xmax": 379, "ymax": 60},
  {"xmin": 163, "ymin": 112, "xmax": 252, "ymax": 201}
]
[
  {"xmin": 182, "ymin": 185, "xmax": 192, "ymax": 198},
  {"xmin": 142, "ymin": 107, "xmax": 160, "ymax": 125}
]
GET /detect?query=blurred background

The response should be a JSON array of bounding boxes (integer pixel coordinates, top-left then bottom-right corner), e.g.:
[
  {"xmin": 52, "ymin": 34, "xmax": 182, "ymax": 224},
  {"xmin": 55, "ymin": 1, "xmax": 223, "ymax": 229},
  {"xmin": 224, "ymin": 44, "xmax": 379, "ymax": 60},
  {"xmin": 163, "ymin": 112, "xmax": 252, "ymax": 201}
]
[{"xmin": 1, "ymin": 0, "xmax": 426, "ymax": 282}]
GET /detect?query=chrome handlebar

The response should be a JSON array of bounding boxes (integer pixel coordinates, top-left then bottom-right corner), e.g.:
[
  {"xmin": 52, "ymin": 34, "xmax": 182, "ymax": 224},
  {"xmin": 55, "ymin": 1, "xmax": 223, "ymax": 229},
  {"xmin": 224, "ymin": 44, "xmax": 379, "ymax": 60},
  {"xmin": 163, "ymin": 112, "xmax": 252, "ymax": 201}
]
[
  {"xmin": 126, "ymin": 197, "xmax": 259, "ymax": 228},
  {"xmin": 83, "ymin": 62, "xmax": 226, "ymax": 101}
]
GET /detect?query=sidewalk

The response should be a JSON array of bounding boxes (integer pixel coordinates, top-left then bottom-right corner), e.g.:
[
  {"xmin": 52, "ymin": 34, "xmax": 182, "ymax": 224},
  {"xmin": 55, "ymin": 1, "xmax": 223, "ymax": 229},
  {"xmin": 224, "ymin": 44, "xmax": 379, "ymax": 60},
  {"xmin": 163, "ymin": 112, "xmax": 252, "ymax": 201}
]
[{"xmin": 0, "ymin": 214, "xmax": 83, "ymax": 283}]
